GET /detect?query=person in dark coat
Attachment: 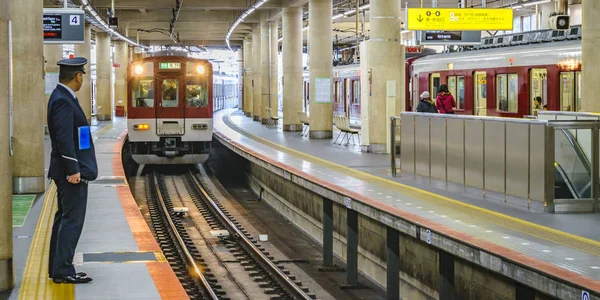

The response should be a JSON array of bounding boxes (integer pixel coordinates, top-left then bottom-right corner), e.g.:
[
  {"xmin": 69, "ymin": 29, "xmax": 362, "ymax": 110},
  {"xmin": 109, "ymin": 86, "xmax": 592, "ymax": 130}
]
[
  {"xmin": 47, "ymin": 57, "xmax": 97, "ymax": 284},
  {"xmin": 416, "ymin": 91, "xmax": 438, "ymax": 113}
]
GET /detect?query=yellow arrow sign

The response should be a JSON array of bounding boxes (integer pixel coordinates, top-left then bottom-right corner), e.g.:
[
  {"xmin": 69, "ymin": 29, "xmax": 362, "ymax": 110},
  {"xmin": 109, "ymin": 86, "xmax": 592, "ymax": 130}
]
[{"xmin": 407, "ymin": 8, "xmax": 513, "ymax": 31}]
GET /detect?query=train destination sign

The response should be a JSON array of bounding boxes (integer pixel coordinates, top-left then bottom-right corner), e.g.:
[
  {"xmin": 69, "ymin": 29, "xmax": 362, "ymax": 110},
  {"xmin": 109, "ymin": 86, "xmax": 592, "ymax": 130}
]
[
  {"xmin": 159, "ymin": 62, "xmax": 181, "ymax": 69},
  {"xmin": 420, "ymin": 30, "xmax": 482, "ymax": 45},
  {"xmin": 43, "ymin": 8, "xmax": 85, "ymax": 44},
  {"xmin": 407, "ymin": 8, "xmax": 513, "ymax": 31}
]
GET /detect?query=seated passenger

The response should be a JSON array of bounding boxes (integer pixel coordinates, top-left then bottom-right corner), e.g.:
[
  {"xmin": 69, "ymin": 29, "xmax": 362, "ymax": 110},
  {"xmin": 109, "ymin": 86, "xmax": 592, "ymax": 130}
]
[{"xmin": 416, "ymin": 91, "xmax": 438, "ymax": 113}]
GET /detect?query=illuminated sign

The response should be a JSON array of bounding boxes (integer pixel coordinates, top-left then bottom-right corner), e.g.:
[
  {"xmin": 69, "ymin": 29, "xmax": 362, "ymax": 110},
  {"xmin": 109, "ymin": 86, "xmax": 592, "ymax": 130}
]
[
  {"xmin": 159, "ymin": 62, "xmax": 181, "ymax": 69},
  {"xmin": 407, "ymin": 8, "xmax": 513, "ymax": 31},
  {"xmin": 406, "ymin": 46, "xmax": 423, "ymax": 53},
  {"xmin": 425, "ymin": 31, "xmax": 462, "ymax": 41},
  {"xmin": 420, "ymin": 31, "xmax": 482, "ymax": 45},
  {"xmin": 43, "ymin": 8, "xmax": 85, "ymax": 44}
]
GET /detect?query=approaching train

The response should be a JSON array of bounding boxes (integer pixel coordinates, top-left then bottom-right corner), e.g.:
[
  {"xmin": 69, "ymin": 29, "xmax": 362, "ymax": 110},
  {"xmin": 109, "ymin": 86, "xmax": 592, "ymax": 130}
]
[
  {"xmin": 127, "ymin": 52, "xmax": 237, "ymax": 165},
  {"xmin": 303, "ymin": 26, "xmax": 582, "ymax": 121}
]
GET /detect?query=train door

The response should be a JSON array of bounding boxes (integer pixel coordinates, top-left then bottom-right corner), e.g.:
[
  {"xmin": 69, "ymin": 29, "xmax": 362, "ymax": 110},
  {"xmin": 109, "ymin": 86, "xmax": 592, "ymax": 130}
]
[
  {"xmin": 156, "ymin": 74, "xmax": 185, "ymax": 135},
  {"xmin": 474, "ymin": 71, "xmax": 487, "ymax": 116},
  {"xmin": 559, "ymin": 71, "xmax": 581, "ymax": 112},
  {"xmin": 530, "ymin": 68, "xmax": 547, "ymax": 114},
  {"xmin": 429, "ymin": 73, "xmax": 440, "ymax": 97},
  {"xmin": 345, "ymin": 78, "xmax": 351, "ymax": 118}
]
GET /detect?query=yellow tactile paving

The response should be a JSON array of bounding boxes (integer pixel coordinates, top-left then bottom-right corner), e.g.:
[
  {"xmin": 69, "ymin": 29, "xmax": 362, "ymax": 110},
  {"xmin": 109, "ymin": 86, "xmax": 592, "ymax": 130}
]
[
  {"xmin": 19, "ymin": 182, "xmax": 75, "ymax": 300},
  {"xmin": 225, "ymin": 111, "xmax": 600, "ymax": 258}
]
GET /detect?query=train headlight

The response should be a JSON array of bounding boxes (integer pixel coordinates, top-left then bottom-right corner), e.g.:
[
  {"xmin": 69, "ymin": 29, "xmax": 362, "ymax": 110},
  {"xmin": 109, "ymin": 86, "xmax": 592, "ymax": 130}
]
[
  {"xmin": 196, "ymin": 65, "xmax": 205, "ymax": 74},
  {"xmin": 133, "ymin": 123, "xmax": 150, "ymax": 130},
  {"xmin": 134, "ymin": 65, "xmax": 144, "ymax": 75}
]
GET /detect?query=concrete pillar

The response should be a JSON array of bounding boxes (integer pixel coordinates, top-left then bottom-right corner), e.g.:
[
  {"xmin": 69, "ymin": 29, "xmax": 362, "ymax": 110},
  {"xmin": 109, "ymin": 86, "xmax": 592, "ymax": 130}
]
[
  {"xmin": 243, "ymin": 38, "xmax": 253, "ymax": 117},
  {"xmin": 11, "ymin": 0, "xmax": 45, "ymax": 193},
  {"xmin": 261, "ymin": 21, "xmax": 270, "ymax": 124},
  {"xmin": 114, "ymin": 41, "xmax": 128, "ymax": 115},
  {"xmin": 0, "ymin": 2, "xmax": 14, "ymax": 290},
  {"xmin": 359, "ymin": 0, "xmax": 405, "ymax": 153},
  {"xmin": 308, "ymin": 0, "xmax": 333, "ymax": 139},
  {"xmin": 270, "ymin": 22, "xmax": 279, "ymax": 118},
  {"xmin": 581, "ymin": 0, "xmax": 600, "ymax": 112},
  {"xmin": 539, "ymin": 2, "xmax": 554, "ymax": 30},
  {"xmin": 282, "ymin": 7, "xmax": 303, "ymax": 131},
  {"xmin": 96, "ymin": 32, "xmax": 112, "ymax": 121},
  {"xmin": 75, "ymin": 25, "xmax": 92, "ymax": 122},
  {"xmin": 252, "ymin": 24, "xmax": 262, "ymax": 121},
  {"xmin": 43, "ymin": 45, "xmax": 63, "ymax": 127}
]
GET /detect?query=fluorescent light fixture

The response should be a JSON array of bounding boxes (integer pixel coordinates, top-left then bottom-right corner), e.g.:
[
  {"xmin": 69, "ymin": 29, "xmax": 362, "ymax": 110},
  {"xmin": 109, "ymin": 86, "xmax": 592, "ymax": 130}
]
[
  {"xmin": 332, "ymin": 13, "xmax": 344, "ymax": 20},
  {"xmin": 226, "ymin": 0, "xmax": 269, "ymax": 51}
]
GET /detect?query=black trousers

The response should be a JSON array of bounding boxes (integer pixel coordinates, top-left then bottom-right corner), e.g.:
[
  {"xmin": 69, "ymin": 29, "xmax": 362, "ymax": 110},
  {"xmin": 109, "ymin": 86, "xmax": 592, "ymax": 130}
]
[{"xmin": 48, "ymin": 178, "xmax": 88, "ymax": 278}]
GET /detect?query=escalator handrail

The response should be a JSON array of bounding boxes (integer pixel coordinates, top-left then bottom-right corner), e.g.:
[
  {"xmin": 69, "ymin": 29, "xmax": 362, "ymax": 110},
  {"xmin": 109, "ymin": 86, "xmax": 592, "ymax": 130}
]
[
  {"xmin": 554, "ymin": 161, "xmax": 579, "ymax": 199},
  {"xmin": 560, "ymin": 129, "xmax": 592, "ymax": 176}
]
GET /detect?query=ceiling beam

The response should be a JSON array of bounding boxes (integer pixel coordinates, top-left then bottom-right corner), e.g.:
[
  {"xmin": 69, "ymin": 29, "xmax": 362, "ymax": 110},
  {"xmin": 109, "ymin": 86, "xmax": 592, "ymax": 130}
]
[{"xmin": 92, "ymin": 0, "xmax": 283, "ymax": 10}]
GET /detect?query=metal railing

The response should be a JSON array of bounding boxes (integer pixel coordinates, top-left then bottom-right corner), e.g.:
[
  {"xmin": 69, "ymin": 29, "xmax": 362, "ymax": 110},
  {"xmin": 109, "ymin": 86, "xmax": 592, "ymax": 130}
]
[{"xmin": 391, "ymin": 112, "xmax": 600, "ymax": 213}]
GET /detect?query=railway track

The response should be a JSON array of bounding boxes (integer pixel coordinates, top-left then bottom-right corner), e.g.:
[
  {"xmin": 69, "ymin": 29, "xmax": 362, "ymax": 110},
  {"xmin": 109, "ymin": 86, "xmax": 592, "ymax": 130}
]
[{"xmin": 146, "ymin": 169, "xmax": 316, "ymax": 300}]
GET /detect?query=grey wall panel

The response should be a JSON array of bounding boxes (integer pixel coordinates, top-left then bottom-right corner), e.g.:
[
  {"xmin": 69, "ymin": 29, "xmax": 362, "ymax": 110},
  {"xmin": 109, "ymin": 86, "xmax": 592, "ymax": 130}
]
[
  {"xmin": 446, "ymin": 119, "xmax": 465, "ymax": 185},
  {"xmin": 400, "ymin": 115, "xmax": 415, "ymax": 173},
  {"xmin": 465, "ymin": 119, "xmax": 484, "ymax": 189},
  {"xmin": 505, "ymin": 123, "xmax": 530, "ymax": 199},
  {"xmin": 530, "ymin": 124, "xmax": 547, "ymax": 203},
  {"xmin": 430, "ymin": 118, "xmax": 447, "ymax": 181},
  {"xmin": 484, "ymin": 121, "xmax": 506, "ymax": 194},
  {"xmin": 415, "ymin": 116, "xmax": 431, "ymax": 177}
]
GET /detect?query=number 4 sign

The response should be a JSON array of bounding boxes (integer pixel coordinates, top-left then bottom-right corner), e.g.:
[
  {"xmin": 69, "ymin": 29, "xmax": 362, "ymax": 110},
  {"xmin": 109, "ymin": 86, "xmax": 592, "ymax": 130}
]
[{"xmin": 69, "ymin": 15, "xmax": 80, "ymax": 26}]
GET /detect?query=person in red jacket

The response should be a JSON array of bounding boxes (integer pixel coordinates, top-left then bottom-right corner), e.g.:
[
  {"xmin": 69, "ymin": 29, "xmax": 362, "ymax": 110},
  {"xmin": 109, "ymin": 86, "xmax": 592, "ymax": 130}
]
[{"xmin": 435, "ymin": 84, "xmax": 456, "ymax": 114}]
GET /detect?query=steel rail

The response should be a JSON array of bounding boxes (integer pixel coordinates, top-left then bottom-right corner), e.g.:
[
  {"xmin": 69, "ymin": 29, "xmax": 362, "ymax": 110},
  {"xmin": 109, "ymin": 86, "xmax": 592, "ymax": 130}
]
[
  {"xmin": 152, "ymin": 172, "xmax": 220, "ymax": 300},
  {"xmin": 187, "ymin": 170, "xmax": 313, "ymax": 300}
]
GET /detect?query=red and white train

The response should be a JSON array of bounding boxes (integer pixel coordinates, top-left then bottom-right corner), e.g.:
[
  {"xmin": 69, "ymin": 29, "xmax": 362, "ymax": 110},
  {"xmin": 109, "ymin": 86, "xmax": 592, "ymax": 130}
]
[
  {"xmin": 127, "ymin": 53, "xmax": 215, "ymax": 164},
  {"xmin": 302, "ymin": 27, "xmax": 582, "ymax": 121}
]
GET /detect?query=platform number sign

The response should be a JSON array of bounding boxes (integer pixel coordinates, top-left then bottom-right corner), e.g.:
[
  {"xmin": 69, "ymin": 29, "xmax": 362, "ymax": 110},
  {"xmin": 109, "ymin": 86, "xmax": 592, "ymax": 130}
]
[
  {"xmin": 69, "ymin": 15, "xmax": 80, "ymax": 26},
  {"xmin": 426, "ymin": 229, "xmax": 431, "ymax": 244},
  {"xmin": 582, "ymin": 291, "xmax": 590, "ymax": 300}
]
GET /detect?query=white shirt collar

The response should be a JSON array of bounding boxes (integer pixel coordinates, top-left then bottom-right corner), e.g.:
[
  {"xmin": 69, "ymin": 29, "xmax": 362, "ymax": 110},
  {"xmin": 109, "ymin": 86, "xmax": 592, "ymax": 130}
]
[{"xmin": 57, "ymin": 83, "xmax": 77, "ymax": 100}]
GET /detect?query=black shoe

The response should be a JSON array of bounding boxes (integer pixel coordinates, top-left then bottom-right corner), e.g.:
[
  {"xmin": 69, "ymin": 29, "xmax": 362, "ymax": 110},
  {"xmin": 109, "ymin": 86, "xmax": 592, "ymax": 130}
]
[
  {"xmin": 49, "ymin": 272, "xmax": 87, "ymax": 279},
  {"xmin": 53, "ymin": 274, "xmax": 93, "ymax": 284}
]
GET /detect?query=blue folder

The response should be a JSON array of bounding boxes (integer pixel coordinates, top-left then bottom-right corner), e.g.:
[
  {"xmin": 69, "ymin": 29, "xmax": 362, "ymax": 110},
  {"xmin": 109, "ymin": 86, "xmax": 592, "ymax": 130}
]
[{"xmin": 78, "ymin": 126, "xmax": 91, "ymax": 150}]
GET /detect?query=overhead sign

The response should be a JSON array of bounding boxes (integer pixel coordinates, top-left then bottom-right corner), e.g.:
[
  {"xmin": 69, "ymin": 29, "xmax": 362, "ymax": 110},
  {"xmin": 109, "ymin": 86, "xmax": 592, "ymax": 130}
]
[
  {"xmin": 407, "ymin": 8, "xmax": 513, "ymax": 31},
  {"xmin": 43, "ymin": 8, "xmax": 85, "ymax": 44},
  {"xmin": 109, "ymin": 17, "xmax": 119, "ymax": 29},
  {"xmin": 420, "ymin": 31, "xmax": 482, "ymax": 45}
]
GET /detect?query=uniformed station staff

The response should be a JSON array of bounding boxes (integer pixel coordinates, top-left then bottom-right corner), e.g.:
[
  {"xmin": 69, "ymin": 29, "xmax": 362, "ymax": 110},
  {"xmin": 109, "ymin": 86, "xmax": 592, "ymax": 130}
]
[{"xmin": 47, "ymin": 57, "xmax": 97, "ymax": 284}]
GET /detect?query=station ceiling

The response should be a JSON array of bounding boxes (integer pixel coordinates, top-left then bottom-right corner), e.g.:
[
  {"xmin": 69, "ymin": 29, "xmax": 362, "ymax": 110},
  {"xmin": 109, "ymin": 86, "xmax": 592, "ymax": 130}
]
[{"xmin": 41, "ymin": 0, "xmax": 548, "ymax": 47}]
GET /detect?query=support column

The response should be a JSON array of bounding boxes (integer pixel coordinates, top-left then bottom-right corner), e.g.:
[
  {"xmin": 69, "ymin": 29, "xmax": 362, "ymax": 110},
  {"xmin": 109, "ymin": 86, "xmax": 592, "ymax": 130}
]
[
  {"xmin": 243, "ymin": 38, "xmax": 253, "ymax": 117},
  {"xmin": 252, "ymin": 25, "xmax": 262, "ymax": 121},
  {"xmin": 359, "ymin": 0, "xmax": 404, "ymax": 153},
  {"xmin": 0, "ymin": 3, "xmax": 14, "ymax": 290},
  {"xmin": 283, "ymin": 7, "xmax": 303, "ymax": 131},
  {"xmin": 270, "ymin": 22, "xmax": 279, "ymax": 118},
  {"xmin": 346, "ymin": 209, "xmax": 359, "ymax": 286},
  {"xmin": 386, "ymin": 227, "xmax": 400, "ymax": 300},
  {"xmin": 439, "ymin": 251, "xmax": 455, "ymax": 300},
  {"xmin": 96, "ymin": 32, "xmax": 112, "ymax": 121},
  {"xmin": 43, "ymin": 45, "xmax": 63, "ymax": 128},
  {"xmin": 75, "ymin": 24, "xmax": 92, "ymax": 122},
  {"xmin": 322, "ymin": 198, "xmax": 334, "ymax": 267},
  {"xmin": 581, "ymin": 0, "xmax": 600, "ymax": 112},
  {"xmin": 261, "ymin": 21, "xmax": 270, "ymax": 124},
  {"xmin": 114, "ymin": 41, "xmax": 128, "ymax": 116},
  {"xmin": 308, "ymin": 0, "xmax": 333, "ymax": 139},
  {"xmin": 11, "ymin": 0, "xmax": 45, "ymax": 194}
]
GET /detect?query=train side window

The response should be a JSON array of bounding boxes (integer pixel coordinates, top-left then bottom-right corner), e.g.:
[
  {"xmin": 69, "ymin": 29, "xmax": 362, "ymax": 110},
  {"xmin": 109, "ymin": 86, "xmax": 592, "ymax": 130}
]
[
  {"xmin": 353, "ymin": 80, "xmax": 360, "ymax": 104},
  {"xmin": 496, "ymin": 74, "xmax": 518, "ymax": 113},
  {"xmin": 530, "ymin": 68, "xmax": 547, "ymax": 114},
  {"xmin": 186, "ymin": 76, "xmax": 209, "ymax": 107},
  {"xmin": 430, "ymin": 73, "xmax": 440, "ymax": 97},
  {"xmin": 161, "ymin": 79, "xmax": 179, "ymax": 107},
  {"xmin": 447, "ymin": 75, "xmax": 457, "ymax": 103},
  {"xmin": 457, "ymin": 76, "xmax": 465, "ymax": 110},
  {"xmin": 132, "ymin": 77, "xmax": 154, "ymax": 107},
  {"xmin": 560, "ymin": 72, "xmax": 575, "ymax": 111}
]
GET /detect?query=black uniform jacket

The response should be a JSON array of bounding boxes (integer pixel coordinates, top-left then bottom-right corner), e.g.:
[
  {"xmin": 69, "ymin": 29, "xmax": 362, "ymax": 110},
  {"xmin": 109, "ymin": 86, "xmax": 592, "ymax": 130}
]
[{"xmin": 47, "ymin": 85, "xmax": 98, "ymax": 181}]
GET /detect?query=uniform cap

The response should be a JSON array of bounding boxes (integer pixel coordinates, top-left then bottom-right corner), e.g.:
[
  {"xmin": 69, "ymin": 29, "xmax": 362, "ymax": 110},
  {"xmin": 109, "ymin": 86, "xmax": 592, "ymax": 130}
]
[
  {"xmin": 57, "ymin": 57, "xmax": 87, "ymax": 74},
  {"xmin": 420, "ymin": 91, "xmax": 430, "ymax": 99}
]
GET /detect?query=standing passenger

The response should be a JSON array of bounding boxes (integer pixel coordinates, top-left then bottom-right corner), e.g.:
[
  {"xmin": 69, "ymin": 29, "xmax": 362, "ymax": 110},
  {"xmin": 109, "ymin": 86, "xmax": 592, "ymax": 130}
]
[
  {"xmin": 416, "ymin": 91, "xmax": 438, "ymax": 113},
  {"xmin": 435, "ymin": 84, "xmax": 456, "ymax": 114},
  {"xmin": 47, "ymin": 57, "xmax": 96, "ymax": 284}
]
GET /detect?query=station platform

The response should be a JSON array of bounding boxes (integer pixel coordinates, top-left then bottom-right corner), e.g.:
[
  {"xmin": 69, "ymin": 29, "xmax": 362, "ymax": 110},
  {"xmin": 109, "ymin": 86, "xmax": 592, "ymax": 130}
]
[
  {"xmin": 13, "ymin": 118, "xmax": 187, "ymax": 300},
  {"xmin": 215, "ymin": 109, "xmax": 600, "ymax": 298}
]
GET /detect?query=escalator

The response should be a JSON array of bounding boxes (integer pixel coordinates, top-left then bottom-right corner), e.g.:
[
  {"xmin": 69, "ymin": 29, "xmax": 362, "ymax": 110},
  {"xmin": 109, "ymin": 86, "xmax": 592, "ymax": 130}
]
[{"xmin": 554, "ymin": 129, "xmax": 593, "ymax": 199}]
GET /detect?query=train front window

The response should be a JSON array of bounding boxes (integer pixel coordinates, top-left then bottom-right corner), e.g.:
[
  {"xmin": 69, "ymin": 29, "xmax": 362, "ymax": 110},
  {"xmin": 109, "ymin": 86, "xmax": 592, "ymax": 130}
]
[
  {"xmin": 161, "ymin": 79, "xmax": 179, "ymax": 107},
  {"xmin": 131, "ymin": 77, "xmax": 154, "ymax": 107},
  {"xmin": 186, "ymin": 76, "xmax": 209, "ymax": 107}
]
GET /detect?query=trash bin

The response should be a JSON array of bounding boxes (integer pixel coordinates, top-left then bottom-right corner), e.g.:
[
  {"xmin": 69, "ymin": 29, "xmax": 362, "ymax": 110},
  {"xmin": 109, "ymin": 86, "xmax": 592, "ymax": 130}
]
[{"xmin": 115, "ymin": 105, "xmax": 124, "ymax": 117}]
